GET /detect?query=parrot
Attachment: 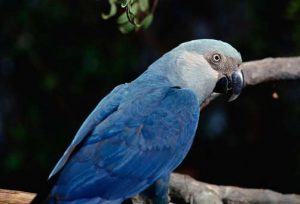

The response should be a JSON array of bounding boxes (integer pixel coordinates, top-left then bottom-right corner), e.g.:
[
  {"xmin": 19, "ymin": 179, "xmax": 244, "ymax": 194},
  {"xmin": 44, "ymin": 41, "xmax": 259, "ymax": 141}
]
[{"xmin": 31, "ymin": 39, "xmax": 243, "ymax": 204}]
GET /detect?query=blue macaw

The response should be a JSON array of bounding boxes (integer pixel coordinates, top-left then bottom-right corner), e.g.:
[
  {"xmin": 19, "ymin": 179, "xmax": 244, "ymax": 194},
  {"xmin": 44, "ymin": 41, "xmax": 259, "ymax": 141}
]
[{"xmin": 31, "ymin": 39, "xmax": 243, "ymax": 204}]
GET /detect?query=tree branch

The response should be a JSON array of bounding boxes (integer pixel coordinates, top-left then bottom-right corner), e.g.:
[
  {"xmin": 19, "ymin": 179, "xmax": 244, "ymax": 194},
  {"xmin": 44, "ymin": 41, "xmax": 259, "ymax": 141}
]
[
  {"xmin": 242, "ymin": 57, "xmax": 300, "ymax": 85},
  {"xmin": 170, "ymin": 173, "xmax": 300, "ymax": 204},
  {"xmin": 1, "ymin": 57, "xmax": 300, "ymax": 204},
  {"xmin": 0, "ymin": 189, "xmax": 35, "ymax": 204}
]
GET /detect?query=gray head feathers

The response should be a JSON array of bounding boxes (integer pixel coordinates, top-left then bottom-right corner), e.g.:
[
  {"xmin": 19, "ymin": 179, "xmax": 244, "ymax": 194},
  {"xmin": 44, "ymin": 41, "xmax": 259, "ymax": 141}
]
[{"xmin": 174, "ymin": 39, "xmax": 242, "ymax": 62}]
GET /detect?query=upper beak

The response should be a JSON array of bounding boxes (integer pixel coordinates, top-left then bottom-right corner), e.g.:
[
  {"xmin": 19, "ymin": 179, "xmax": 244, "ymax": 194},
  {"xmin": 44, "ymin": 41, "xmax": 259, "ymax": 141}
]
[{"xmin": 213, "ymin": 70, "xmax": 244, "ymax": 102}]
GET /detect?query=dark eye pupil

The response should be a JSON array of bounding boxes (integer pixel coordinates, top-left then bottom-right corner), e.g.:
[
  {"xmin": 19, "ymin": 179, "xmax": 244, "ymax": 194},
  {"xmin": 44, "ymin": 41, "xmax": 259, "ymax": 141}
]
[{"xmin": 214, "ymin": 55, "xmax": 220, "ymax": 61}]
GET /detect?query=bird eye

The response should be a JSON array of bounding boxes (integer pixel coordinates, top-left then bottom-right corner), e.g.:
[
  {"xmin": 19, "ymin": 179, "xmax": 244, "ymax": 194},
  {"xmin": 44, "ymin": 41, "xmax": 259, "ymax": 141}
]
[{"xmin": 212, "ymin": 53, "xmax": 221, "ymax": 63}]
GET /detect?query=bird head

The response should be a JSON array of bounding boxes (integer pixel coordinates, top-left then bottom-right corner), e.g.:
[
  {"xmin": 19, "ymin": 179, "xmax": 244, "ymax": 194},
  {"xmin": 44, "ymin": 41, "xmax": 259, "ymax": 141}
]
[{"xmin": 160, "ymin": 39, "xmax": 243, "ymax": 103}]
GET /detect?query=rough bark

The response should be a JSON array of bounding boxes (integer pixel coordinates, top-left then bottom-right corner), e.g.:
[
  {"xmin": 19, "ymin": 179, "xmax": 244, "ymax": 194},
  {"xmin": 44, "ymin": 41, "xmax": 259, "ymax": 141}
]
[
  {"xmin": 1, "ymin": 57, "xmax": 300, "ymax": 204},
  {"xmin": 170, "ymin": 173, "xmax": 300, "ymax": 204},
  {"xmin": 242, "ymin": 57, "xmax": 300, "ymax": 86},
  {"xmin": 0, "ymin": 189, "xmax": 35, "ymax": 204}
]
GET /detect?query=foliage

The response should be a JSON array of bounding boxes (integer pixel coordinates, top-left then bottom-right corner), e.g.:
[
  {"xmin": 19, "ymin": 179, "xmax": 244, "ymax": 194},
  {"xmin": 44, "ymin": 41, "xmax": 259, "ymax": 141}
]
[{"xmin": 101, "ymin": 0, "xmax": 156, "ymax": 33}]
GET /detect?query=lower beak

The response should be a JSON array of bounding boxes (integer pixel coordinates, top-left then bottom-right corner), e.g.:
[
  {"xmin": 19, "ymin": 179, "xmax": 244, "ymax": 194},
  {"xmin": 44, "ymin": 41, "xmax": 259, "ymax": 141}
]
[{"xmin": 213, "ymin": 70, "xmax": 244, "ymax": 102}]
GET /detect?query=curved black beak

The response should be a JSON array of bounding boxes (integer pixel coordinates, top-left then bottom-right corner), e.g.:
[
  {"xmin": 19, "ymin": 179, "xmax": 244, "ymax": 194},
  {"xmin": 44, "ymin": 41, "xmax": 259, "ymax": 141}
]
[{"xmin": 213, "ymin": 70, "xmax": 244, "ymax": 102}]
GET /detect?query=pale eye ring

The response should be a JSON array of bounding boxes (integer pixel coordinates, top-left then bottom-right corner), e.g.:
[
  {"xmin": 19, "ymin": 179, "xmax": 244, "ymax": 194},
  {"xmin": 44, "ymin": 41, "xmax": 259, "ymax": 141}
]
[{"xmin": 212, "ymin": 53, "xmax": 221, "ymax": 63}]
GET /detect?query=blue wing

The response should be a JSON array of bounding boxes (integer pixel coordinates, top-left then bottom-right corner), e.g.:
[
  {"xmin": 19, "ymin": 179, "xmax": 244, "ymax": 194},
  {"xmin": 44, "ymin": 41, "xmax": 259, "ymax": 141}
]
[
  {"xmin": 49, "ymin": 84, "xmax": 129, "ymax": 178},
  {"xmin": 49, "ymin": 86, "xmax": 200, "ymax": 202}
]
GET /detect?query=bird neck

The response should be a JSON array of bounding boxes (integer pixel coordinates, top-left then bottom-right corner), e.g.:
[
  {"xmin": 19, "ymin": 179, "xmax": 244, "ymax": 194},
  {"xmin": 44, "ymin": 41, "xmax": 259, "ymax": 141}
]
[{"xmin": 138, "ymin": 52, "xmax": 216, "ymax": 104}]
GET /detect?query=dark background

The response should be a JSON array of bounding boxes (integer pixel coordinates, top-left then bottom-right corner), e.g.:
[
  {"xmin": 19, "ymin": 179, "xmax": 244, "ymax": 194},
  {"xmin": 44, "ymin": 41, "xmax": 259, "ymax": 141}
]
[{"xmin": 1, "ymin": 0, "xmax": 300, "ymax": 195}]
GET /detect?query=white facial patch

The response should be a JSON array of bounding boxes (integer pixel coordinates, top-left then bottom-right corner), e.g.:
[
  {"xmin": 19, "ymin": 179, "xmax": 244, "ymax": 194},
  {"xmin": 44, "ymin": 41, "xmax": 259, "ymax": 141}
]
[{"xmin": 167, "ymin": 51, "xmax": 219, "ymax": 102}]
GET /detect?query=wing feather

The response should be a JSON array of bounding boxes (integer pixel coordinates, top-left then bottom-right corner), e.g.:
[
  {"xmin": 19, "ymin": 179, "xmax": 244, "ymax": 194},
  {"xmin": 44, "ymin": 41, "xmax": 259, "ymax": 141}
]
[{"xmin": 50, "ymin": 86, "xmax": 200, "ymax": 202}]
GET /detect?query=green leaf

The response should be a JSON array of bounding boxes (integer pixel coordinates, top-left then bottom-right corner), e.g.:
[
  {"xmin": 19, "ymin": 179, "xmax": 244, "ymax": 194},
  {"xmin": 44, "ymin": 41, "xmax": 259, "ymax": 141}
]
[
  {"xmin": 128, "ymin": 1, "xmax": 139, "ymax": 16},
  {"xmin": 139, "ymin": 0, "xmax": 149, "ymax": 12},
  {"xmin": 117, "ymin": 12, "xmax": 129, "ymax": 24},
  {"xmin": 101, "ymin": 0, "xmax": 118, "ymax": 20},
  {"xmin": 126, "ymin": 1, "xmax": 140, "ymax": 25},
  {"xmin": 142, "ymin": 14, "xmax": 153, "ymax": 29},
  {"xmin": 101, "ymin": 0, "xmax": 155, "ymax": 33},
  {"xmin": 119, "ymin": 21, "xmax": 135, "ymax": 33},
  {"xmin": 119, "ymin": 0, "xmax": 130, "ymax": 8}
]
